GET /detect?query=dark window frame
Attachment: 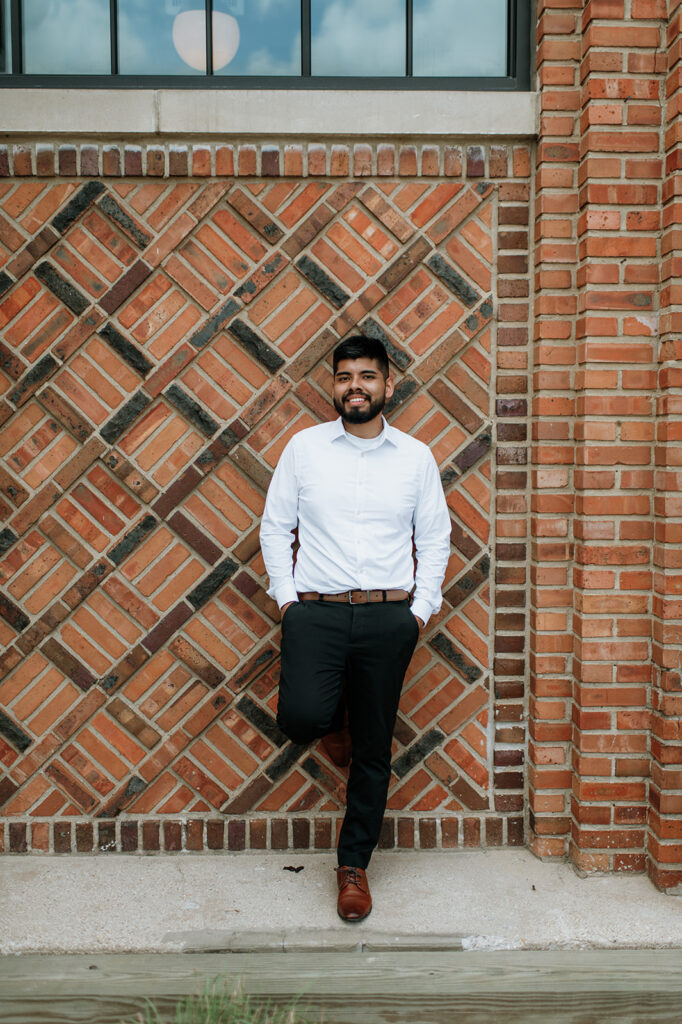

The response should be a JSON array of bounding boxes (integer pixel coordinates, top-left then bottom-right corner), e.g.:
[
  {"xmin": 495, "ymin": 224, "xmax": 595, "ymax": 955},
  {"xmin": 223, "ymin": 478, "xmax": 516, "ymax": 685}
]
[{"xmin": 1, "ymin": 0, "xmax": 531, "ymax": 90}]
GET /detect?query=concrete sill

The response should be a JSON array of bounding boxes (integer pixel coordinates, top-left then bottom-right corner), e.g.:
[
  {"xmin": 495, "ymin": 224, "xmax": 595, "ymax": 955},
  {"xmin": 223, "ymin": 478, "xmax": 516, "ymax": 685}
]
[{"xmin": 0, "ymin": 88, "xmax": 538, "ymax": 138}]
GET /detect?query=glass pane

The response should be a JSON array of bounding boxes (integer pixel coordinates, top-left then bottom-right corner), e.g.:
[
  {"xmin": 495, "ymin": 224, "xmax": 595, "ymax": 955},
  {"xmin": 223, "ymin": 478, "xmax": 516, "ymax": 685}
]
[
  {"xmin": 0, "ymin": 0, "xmax": 11, "ymax": 73},
  {"xmin": 214, "ymin": 0, "xmax": 299, "ymax": 77},
  {"xmin": 23, "ymin": 0, "xmax": 110, "ymax": 74},
  {"xmin": 311, "ymin": 0, "xmax": 405, "ymax": 77},
  {"xmin": 119, "ymin": 0, "xmax": 201, "ymax": 76},
  {"xmin": 413, "ymin": 0, "xmax": 507, "ymax": 77}
]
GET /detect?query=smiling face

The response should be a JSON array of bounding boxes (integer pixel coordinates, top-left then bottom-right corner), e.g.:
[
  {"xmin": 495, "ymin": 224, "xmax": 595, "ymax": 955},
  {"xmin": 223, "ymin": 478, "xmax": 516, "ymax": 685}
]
[{"xmin": 332, "ymin": 357, "xmax": 394, "ymax": 434}]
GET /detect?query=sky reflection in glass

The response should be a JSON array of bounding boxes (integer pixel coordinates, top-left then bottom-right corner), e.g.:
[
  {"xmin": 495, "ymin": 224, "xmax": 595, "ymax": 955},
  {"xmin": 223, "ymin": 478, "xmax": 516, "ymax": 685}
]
[
  {"xmin": 1, "ymin": 0, "xmax": 11, "ymax": 73},
  {"xmin": 17, "ymin": 0, "xmax": 509, "ymax": 78},
  {"xmin": 119, "ymin": 0, "xmax": 299, "ymax": 76},
  {"xmin": 413, "ymin": 0, "xmax": 507, "ymax": 77},
  {"xmin": 311, "ymin": 0, "xmax": 405, "ymax": 77},
  {"xmin": 213, "ymin": 0, "xmax": 299, "ymax": 77},
  {"xmin": 23, "ymin": 0, "xmax": 110, "ymax": 74},
  {"xmin": 119, "ymin": 1, "xmax": 195, "ymax": 76}
]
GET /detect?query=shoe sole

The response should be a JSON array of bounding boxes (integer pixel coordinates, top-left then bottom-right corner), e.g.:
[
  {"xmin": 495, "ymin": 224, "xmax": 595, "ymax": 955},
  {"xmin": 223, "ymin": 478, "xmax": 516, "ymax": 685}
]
[{"xmin": 337, "ymin": 905, "xmax": 372, "ymax": 922}]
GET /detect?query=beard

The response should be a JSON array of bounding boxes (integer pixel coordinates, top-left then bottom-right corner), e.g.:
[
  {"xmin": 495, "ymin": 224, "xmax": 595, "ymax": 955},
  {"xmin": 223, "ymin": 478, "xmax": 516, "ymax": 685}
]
[{"xmin": 333, "ymin": 390, "xmax": 386, "ymax": 424}]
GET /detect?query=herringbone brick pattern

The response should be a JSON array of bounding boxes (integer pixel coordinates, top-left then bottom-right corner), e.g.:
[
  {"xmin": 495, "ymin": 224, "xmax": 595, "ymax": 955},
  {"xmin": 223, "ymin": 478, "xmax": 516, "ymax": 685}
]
[{"xmin": 0, "ymin": 161, "xmax": 528, "ymax": 850}]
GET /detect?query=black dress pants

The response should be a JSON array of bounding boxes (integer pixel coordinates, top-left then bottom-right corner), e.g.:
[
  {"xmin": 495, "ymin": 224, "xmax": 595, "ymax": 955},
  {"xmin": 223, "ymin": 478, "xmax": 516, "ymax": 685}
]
[{"xmin": 277, "ymin": 598, "xmax": 420, "ymax": 869}]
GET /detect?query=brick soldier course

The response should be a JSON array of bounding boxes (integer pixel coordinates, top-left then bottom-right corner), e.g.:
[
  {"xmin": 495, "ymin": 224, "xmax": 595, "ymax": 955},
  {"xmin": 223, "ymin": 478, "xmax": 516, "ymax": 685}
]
[{"xmin": 1, "ymin": 0, "xmax": 682, "ymax": 896}]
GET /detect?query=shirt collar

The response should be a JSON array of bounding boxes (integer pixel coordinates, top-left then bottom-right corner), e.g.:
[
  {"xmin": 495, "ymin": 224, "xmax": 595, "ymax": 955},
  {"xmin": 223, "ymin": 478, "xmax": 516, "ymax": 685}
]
[{"xmin": 330, "ymin": 416, "xmax": 399, "ymax": 447}]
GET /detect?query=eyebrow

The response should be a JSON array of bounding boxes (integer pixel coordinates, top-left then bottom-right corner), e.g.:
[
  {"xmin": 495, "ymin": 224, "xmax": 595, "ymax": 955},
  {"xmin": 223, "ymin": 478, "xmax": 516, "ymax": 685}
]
[{"xmin": 335, "ymin": 369, "xmax": 380, "ymax": 377}]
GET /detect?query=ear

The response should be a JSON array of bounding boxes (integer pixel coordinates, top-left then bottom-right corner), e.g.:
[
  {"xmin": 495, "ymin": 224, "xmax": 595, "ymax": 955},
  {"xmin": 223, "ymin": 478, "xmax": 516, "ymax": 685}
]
[{"xmin": 385, "ymin": 374, "xmax": 395, "ymax": 400}]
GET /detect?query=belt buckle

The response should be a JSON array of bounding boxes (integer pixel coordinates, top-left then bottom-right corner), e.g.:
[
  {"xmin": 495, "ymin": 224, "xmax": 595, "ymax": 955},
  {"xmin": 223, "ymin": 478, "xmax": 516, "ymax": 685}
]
[{"xmin": 348, "ymin": 590, "xmax": 371, "ymax": 604}]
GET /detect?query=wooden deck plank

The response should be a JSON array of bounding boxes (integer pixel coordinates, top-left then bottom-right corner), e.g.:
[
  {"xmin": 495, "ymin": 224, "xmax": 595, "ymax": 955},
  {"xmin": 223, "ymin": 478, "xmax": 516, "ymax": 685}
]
[{"xmin": 1, "ymin": 950, "xmax": 682, "ymax": 1024}]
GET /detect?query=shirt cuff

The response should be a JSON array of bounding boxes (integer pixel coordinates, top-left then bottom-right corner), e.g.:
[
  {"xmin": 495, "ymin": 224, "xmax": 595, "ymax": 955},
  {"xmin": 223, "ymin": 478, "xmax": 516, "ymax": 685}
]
[
  {"xmin": 410, "ymin": 598, "xmax": 432, "ymax": 625},
  {"xmin": 272, "ymin": 581, "xmax": 299, "ymax": 608}
]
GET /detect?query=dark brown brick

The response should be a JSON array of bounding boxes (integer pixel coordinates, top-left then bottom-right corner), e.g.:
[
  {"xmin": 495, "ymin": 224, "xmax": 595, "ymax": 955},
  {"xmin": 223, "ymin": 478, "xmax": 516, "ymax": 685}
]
[
  {"xmin": 314, "ymin": 818, "xmax": 332, "ymax": 849},
  {"xmin": 466, "ymin": 146, "xmax": 486, "ymax": 176},
  {"xmin": 508, "ymin": 817, "xmax": 525, "ymax": 846},
  {"xmin": 39, "ymin": 387, "xmax": 95, "ymax": 443},
  {"xmin": 185, "ymin": 820, "xmax": 203, "ymax": 851},
  {"xmin": 169, "ymin": 148, "xmax": 188, "ymax": 176},
  {"xmin": 207, "ymin": 819, "xmax": 225, "ymax": 850},
  {"xmin": 76, "ymin": 823, "xmax": 94, "ymax": 852},
  {"xmin": 463, "ymin": 818, "xmax": 481, "ymax": 847},
  {"xmin": 121, "ymin": 822, "xmax": 138, "ymax": 851},
  {"xmin": 228, "ymin": 188, "xmax": 284, "ymax": 243},
  {"xmin": 223, "ymin": 775, "xmax": 272, "ymax": 814},
  {"xmin": 99, "ymin": 261, "xmax": 152, "ymax": 315},
  {"xmin": 0, "ymin": 777, "xmax": 19, "ymax": 810},
  {"xmin": 292, "ymin": 819, "xmax": 310, "ymax": 849},
  {"xmin": 419, "ymin": 818, "xmax": 437, "ymax": 849},
  {"xmin": 142, "ymin": 822, "xmax": 160, "ymax": 851},
  {"xmin": 141, "ymin": 602, "xmax": 193, "ymax": 654},
  {"xmin": 62, "ymin": 561, "xmax": 112, "ymax": 611},
  {"xmin": 42, "ymin": 639, "xmax": 96, "ymax": 691},
  {"xmin": 429, "ymin": 379, "xmax": 483, "ymax": 433},
  {"xmin": 377, "ymin": 237, "xmax": 432, "ymax": 292},
  {"xmin": 57, "ymin": 146, "xmax": 77, "ymax": 175},
  {"xmin": 271, "ymin": 818, "xmax": 288, "ymax": 850},
  {"xmin": 485, "ymin": 818, "xmax": 503, "ymax": 847},
  {"xmin": 442, "ymin": 818, "xmax": 459, "ymax": 848},
  {"xmin": 98, "ymin": 821, "xmax": 116, "ymax": 852},
  {"xmin": 378, "ymin": 818, "xmax": 395, "ymax": 849},
  {"xmin": 9, "ymin": 822, "xmax": 27, "ymax": 853},
  {"xmin": 281, "ymin": 205, "xmax": 335, "ymax": 259},
  {"xmin": 164, "ymin": 821, "xmax": 182, "ymax": 851},
  {"xmin": 103, "ymin": 146, "xmax": 121, "ymax": 176},
  {"xmin": 228, "ymin": 819, "xmax": 246, "ymax": 850},
  {"xmin": 146, "ymin": 147, "xmax": 166, "ymax": 176},
  {"xmin": 80, "ymin": 146, "xmax": 99, "ymax": 176},
  {"xmin": 167, "ymin": 511, "xmax": 221, "ymax": 565},
  {"xmin": 53, "ymin": 821, "xmax": 72, "ymax": 853},
  {"xmin": 153, "ymin": 466, "xmax": 202, "ymax": 518},
  {"xmin": 261, "ymin": 148, "xmax": 280, "ymax": 176},
  {"xmin": 397, "ymin": 817, "xmax": 415, "ymax": 848},
  {"xmin": 249, "ymin": 819, "xmax": 267, "ymax": 849}
]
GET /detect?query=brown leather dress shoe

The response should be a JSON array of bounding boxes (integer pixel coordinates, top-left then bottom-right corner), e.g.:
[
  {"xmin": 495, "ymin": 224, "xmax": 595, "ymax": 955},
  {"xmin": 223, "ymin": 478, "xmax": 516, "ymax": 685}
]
[
  {"xmin": 321, "ymin": 705, "xmax": 351, "ymax": 766},
  {"xmin": 321, "ymin": 724, "xmax": 351, "ymax": 766},
  {"xmin": 336, "ymin": 866, "xmax": 372, "ymax": 922}
]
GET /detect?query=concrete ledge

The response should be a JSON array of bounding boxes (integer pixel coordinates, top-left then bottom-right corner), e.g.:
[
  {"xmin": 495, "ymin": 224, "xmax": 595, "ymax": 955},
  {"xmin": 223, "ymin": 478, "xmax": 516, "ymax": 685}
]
[
  {"xmin": 1, "ymin": 850, "xmax": 680, "ymax": 955},
  {"xmin": 0, "ymin": 88, "xmax": 538, "ymax": 137}
]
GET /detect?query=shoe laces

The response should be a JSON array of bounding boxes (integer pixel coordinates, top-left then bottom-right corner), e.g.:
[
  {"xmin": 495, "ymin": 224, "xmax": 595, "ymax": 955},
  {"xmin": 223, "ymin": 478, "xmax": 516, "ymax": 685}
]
[{"xmin": 337, "ymin": 866, "xmax": 366, "ymax": 891}]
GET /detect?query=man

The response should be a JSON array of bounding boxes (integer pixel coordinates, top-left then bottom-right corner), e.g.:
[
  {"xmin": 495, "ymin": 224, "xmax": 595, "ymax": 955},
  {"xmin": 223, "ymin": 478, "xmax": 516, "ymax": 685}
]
[{"xmin": 259, "ymin": 334, "xmax": 451, "ymax": 922}]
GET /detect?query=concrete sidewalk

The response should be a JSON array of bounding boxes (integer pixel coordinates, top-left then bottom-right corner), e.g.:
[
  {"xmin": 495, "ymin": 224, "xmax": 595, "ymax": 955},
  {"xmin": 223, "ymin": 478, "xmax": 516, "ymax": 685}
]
[{"xmin": 1, "ymin": 849, "xmax": 681, "ymax": 955}]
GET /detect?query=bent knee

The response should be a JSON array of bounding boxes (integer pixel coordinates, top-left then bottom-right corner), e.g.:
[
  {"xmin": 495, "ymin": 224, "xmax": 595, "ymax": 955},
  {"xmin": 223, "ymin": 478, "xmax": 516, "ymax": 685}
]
[{"xmin": 277, "ymin": 706, "xmax": 332, "ymax": 745}]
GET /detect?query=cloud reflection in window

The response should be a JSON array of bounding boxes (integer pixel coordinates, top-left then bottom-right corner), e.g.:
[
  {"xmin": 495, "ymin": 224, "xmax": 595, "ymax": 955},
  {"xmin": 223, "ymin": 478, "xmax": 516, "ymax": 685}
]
[
  {"xmin": 23, "ymin": 0, "xmax": 110, "ymax": 74},
  {"xmin": 311, "ymin": 0, "xmax": 405, "ymax": 77}
]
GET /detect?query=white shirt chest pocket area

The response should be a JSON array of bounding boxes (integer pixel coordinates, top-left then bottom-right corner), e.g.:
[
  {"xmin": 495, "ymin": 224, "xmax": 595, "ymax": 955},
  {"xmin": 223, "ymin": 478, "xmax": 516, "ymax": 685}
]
[{"xmin": 360, "ymin": 458, "xmax": 419, "ymax": 526}]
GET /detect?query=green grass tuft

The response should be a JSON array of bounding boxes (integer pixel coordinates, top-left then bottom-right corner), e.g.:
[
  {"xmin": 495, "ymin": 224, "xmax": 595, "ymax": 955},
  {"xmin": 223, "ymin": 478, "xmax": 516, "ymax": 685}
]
[{"xmin": 127, "ymin": 977, "xmax": 315, "ymax": 1024}]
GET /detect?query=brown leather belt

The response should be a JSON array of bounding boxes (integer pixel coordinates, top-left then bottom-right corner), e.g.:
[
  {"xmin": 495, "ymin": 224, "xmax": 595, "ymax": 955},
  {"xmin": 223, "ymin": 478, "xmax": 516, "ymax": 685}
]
[{"xmin": 297, "ymin": 589, "xmax": 410, "ymax": 604}]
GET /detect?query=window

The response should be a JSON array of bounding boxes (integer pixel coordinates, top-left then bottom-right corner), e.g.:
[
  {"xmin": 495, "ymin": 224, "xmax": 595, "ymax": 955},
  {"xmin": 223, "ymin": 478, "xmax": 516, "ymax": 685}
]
[{"xmin": 0, "ymin": 0, "xmax": 530, "ymax": 88}]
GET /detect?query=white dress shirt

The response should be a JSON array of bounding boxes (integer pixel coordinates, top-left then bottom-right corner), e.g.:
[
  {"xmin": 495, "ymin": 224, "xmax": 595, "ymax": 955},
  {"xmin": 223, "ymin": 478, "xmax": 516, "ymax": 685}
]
[{"xmin": 259, "ymin": 417, "xmax": 451, "ymax": 625}]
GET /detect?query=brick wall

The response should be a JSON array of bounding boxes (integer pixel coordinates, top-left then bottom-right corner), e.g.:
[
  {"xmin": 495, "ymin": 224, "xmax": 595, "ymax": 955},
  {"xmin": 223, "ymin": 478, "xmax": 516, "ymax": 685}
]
[
  {"xmin": 1, "ymin": 1, "xmax": 682, "ymax": 893},
  {"xmin": 532, "ymin": 0, "xmax": 682, "ymax": 893},
  {"xmin": 0, "ymin": 140, "xmax": 531, "ymax": 856}
]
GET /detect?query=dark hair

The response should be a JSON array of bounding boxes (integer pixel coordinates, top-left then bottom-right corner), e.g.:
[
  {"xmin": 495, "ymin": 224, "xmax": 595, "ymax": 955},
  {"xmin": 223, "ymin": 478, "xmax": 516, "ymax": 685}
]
[{"xmin": 333, "ymin": 334, "xmax": 389, "ymax": 378}]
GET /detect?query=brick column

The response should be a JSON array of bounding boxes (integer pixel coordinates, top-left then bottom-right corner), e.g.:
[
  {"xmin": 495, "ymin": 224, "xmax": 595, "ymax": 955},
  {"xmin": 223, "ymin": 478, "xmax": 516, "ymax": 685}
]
[
  {"xmin": 529, "ymin": 0, "xmax": 581, "ymax": 858},
  {"xmin": 570, "ymin": 0, "xmax": 664, "ymax": 872},
  {"xmin": 649, "ymin": 0, "xmax": 682, "ymax": 892}
]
